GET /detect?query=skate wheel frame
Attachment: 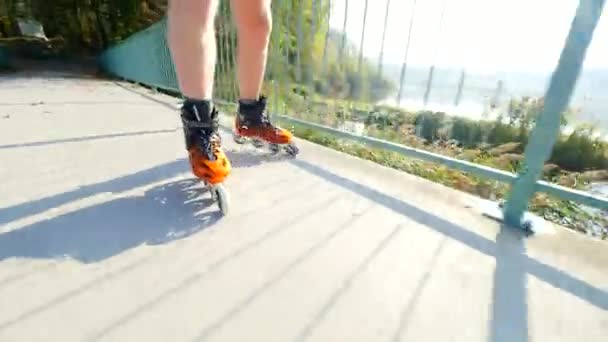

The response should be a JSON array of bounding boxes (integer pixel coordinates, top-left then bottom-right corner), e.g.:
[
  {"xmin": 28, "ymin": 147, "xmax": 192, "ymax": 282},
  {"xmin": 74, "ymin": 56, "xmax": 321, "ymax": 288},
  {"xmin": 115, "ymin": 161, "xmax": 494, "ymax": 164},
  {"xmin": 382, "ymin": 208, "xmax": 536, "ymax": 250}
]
[
  {"xmin": 284, "ymin": 143, "xmax": 299, "ymax": 156},
  {"xmin": 233, "ymin": 132, "xmax": 248, "ymax": 145},
  {"xmin": 206, "ymin": 182, "xmax": 229, "ymax": 215},
  {"xmin": 269, "ymin": 143, "xmax": 280, "ymax": 154},
  {"xmin": 233, "ymin": 132, "xmax": 300, "ymax": 157}
]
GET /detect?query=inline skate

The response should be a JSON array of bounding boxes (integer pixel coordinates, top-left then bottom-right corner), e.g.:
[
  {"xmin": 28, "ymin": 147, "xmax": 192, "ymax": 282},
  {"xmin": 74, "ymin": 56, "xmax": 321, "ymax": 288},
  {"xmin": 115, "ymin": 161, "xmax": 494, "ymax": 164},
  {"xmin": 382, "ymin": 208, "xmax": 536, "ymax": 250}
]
[
  {"xmin": 180, "ymin": 100, "xmax": 231, "ymax": 215},
  {"xmin": 232, "ymin": 96, "xmax": 299, "ymax": 156}
]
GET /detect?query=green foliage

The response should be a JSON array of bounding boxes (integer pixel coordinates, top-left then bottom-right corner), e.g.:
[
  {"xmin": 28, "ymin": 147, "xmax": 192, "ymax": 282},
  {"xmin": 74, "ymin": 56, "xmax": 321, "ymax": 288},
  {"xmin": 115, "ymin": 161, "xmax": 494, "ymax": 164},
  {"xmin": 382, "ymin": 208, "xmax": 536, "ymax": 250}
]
[
  {"xmin": 551, "ymin": 127, "xmax": 608, "ymax": 172},
  {"xmin": 486, "ymin": 117, "xmax": 523, "ymax": 145},
  {"xmin": 415, "ymin": 111, "xmax": 446, "ymax": 142},
  {"xmin": 312, "ymin": 29, "xmax": 394, "ymax": 102},
  {"xmin": 0, "ymin": 0, "xmax": 161, "ymax": 52},
  {"xmin": 506, "ymin": 96, "xmax": 575, "ymax": 129},
  {"xmin": 355, "ymin": 96, "xmax": 607, "ymax": 172},
  {"xmin": 451, "ymin": 117, "xmax": 489, "ymax": 148}
]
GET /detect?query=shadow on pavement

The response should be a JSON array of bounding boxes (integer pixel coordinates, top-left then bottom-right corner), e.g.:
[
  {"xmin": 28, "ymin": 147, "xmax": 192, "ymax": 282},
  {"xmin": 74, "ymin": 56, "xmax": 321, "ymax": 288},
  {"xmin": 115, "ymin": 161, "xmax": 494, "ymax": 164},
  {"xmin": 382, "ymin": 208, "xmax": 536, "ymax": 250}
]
[
  {"xmin": 0, "ymin": 159, "xmax": 189, "ymax": 226},
  {"xmin": 0, "ymin": 128, "xmax": 179, "ymax": 150},
  {"xmin": 0, "ymin": 178, "xmax": 219, "ymax": 263},
  {"xmin": 225, "ymin": 147, "xmax": 295, "ymax": 169},
  {"xmin": 288, "ymin": 157, "xmax": 608, "ymax": 342},
  {"xmin": 112, "ymin": 81, "xmax": 179, "ymax": 111},
  {"xmin": 0, "ymin": 146, "xmax": 294, "ymax": 264}
]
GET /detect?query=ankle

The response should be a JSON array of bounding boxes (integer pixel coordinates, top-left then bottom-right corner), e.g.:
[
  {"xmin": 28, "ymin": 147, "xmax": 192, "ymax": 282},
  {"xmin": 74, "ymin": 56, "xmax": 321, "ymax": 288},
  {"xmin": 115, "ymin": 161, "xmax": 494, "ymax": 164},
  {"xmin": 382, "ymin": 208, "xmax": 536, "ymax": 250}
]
[
  {"xmin": 238, "ymin": 95, "xmax": 267, "ymax": 116},
  {"xmin": 182, "ymin": 98, "xmax": 213, "ymax": 121},
  {"xmin": 238, "ymin": 98, "xmax": 258, "ymax": 106}
]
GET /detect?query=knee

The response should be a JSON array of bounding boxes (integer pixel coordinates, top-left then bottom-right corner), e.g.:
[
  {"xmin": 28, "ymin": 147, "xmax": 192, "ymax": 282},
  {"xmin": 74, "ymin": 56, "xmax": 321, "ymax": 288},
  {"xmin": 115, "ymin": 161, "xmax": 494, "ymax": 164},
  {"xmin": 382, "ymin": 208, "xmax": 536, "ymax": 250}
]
[
  {"xmin": 169, "ymin": 0, "xmax": 216, "ymax": 33},
  {"xmin": 238, "ymin": 8, "xmax": 272, "ymax": 45}
]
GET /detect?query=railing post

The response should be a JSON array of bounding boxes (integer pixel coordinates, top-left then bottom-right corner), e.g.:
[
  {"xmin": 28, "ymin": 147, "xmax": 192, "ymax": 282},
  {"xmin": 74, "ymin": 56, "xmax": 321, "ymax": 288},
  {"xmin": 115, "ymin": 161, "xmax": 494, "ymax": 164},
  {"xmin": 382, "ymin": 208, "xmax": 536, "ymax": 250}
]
[
  {"xmin": 396, "ymin": 0, "xmax": 418, "ymax": 106},
  {"xmin": 503, "ymin": 0, "xmax": 605, "ymax": 228},
  {"xmin": 454, "ymin": 69, "xmax": 466, "ymax": 107}
]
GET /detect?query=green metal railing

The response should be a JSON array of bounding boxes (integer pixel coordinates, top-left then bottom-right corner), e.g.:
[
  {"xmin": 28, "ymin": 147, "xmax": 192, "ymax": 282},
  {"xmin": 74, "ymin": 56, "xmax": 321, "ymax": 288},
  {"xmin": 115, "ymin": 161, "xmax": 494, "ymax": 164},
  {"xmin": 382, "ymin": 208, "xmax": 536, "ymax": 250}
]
[
  {"xmin": 98, "ymin": 19, "xmax": 179, "ymax": 91},
  {"xmin": 0, "ymin": 46, "xmax": 10, "ymax": 68},
  {"xmin": 99, "ymin": 0, "xmax": 607, "ymax": 231}
]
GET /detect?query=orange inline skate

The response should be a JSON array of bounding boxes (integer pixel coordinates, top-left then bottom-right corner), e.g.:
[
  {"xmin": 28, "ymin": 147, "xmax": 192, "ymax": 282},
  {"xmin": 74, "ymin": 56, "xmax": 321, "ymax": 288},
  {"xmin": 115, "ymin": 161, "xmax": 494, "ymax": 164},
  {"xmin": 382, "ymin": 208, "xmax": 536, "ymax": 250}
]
[
  {"xmin": 180, "ymin": 100, "xmax": 231, "ymax": 215},
  {"xmin": 233, "ymin": 96, "xmax": 299, "ymax": 156}
]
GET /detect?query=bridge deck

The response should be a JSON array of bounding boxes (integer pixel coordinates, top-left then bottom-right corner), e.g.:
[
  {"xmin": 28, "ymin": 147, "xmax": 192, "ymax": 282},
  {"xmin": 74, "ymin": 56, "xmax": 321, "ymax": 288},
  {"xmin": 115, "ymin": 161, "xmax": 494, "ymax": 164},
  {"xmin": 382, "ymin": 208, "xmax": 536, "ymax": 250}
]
[{"xmin": 0, "ymin": 72, "xmax": 606, "ymax": 342}]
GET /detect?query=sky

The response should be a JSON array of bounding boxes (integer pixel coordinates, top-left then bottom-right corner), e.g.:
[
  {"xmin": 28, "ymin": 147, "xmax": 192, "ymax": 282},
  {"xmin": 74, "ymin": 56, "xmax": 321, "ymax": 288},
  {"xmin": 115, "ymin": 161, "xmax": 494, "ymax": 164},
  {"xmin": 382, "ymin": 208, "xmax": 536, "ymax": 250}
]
[{"xmin": 327, "ymin": 0, "xmax": 608, "ymax": 73}]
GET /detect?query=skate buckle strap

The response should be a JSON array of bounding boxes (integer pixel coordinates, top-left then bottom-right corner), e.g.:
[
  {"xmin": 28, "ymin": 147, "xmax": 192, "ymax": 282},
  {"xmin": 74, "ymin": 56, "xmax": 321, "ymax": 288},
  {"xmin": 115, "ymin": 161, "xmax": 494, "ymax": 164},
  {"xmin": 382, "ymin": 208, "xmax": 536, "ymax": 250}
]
[{"xmin": 182, "ymin": 117, "xmax": 219, "ymax": 129}]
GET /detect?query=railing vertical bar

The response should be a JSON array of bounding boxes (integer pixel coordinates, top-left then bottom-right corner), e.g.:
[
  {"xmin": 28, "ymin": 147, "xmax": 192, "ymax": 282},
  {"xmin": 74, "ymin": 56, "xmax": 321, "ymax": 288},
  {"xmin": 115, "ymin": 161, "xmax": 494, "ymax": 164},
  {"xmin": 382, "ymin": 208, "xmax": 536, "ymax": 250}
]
[
  {"xmin": 215, "ymin": 10, "xmax": 227, "ymax": 101},
  {"xmin": 396, "ymin": 0, "xmax": 418, "ymax": 106},
  {"xmin": 357, "ymin": 0, "xmax": 369, "ymax": 73},
  {"xmin": 423, "ymin": 0, "xmax": 448, "ymax": 108},
  {"xmin": 228, "ymin": 7, "xmax": 239, "ymax": 102},
  {"xmin": 339, "ymin": 0, "xmax": 349, "ymax": 62},
  {"xmin": 343, "ymin": 0, "xmax": 352, "ymax": 122},
  {"xmin": 270, "ymin": 0, "xmax": 283, "ymax": 116},
  {"xmin": 308, "ymin": 0, "xmax": 319, "ymax": 95},
  {"xmin": 218, "ymin": 2, "xmax": 229, "ymax": 101},
  {"xmin": 321, "ymin": 0, "xmax": 332, "ymax": 76},
  {"xmin": 283, "ymin": 0, "xmax": 294, "ymax": 116},
  {"xmin": 274, "ymin": 0, "xmax": 288, "ymax": 114},
  {"xmin": 378, "ymin": 0, "xmax": 392, "ymax": 76},
  {"xmin": 357, "ymin": 0, "xmax": 370, "ymax": 102},
  {"xmin": 454, "ymin": 68, "xmax": 466, "ymax": 106},
  {"xmin": 295, "ymin": 0, "xmax": 304, "ymax": 84}
]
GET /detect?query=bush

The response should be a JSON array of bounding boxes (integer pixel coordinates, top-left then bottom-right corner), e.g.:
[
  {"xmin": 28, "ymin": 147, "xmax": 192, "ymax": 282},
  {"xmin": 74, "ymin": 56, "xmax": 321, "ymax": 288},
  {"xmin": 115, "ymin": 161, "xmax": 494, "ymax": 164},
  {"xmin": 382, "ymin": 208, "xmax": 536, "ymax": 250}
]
[
  {"xmin": 451, "ymin": 117, "xmax": 490, "ymax": 148},
  {"xmin": 551, "ymin": 128, "xmax": 608, "ymax": 172},
  {"xmin": 415, "ymin": 111, "xmax": 446, "ymax": 142}
]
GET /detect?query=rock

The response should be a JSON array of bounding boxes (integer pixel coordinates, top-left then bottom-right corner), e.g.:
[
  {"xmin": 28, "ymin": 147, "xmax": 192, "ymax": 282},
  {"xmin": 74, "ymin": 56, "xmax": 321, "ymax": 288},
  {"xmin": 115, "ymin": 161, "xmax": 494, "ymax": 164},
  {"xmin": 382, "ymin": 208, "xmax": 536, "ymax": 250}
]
[
  {"xmin": 581, "ymin": 170, "xmax": 608, "ymax": 182},
  {"xmin": 458, "ymin": 149, "xmax": 481, "ymax": 161},
  {"xmin": 501, "ymin": 153, "xmax": 524, "ymax": 162},
  {"xmin": 491, "ymin": 153, "xmax": 524, "ymax": 170},
  {"xmin": 488, "ymin": 142, "xmax": 521, "ymax": 156},
  {"xmin": 585, "ymin": 221, "xmax": 605, "ymax": 238},
  {"xmin": 557, "ymin": 173, "xmax": 578, "ymax": 187},
  {"xmin": 543, "ymin": 164, "xmax": 561, "ymax": 174}
]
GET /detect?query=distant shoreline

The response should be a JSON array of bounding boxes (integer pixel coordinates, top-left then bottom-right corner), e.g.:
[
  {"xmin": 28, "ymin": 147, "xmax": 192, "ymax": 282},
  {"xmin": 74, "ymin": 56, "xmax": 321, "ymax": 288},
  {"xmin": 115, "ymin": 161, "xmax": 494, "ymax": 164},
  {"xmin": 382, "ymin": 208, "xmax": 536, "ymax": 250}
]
[
  {"xmin": 379, "ymin": 66, "xmax": 608, "ymax": 133},
  {"xmin": 379, "ymin": 97, "xmax": 608, "ymax": 142}
]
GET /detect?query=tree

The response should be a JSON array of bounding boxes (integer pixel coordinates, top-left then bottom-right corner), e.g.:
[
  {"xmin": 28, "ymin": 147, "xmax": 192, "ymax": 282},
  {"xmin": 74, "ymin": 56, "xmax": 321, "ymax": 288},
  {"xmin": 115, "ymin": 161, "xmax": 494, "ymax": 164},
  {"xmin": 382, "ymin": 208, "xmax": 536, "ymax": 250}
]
[
  {"xmin": 506, "ymin": 96, "xmax": 576, "ymax": 132},
  {"xmin": 1, "ymin": 0, "xmax": 162, "ymax": 50}
]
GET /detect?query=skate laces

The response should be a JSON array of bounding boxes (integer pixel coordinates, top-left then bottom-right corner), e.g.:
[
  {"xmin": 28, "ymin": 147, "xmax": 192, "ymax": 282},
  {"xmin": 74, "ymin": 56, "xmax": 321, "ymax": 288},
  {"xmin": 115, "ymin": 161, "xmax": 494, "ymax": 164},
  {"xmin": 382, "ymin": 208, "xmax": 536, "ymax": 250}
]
[
  {"xmin": 182, "ymin": 106, "xmax": 223, "ymax": 161},
  {"xmin": 259, "ymin": 112, "xmax": 278, "ymax": 131},
  {"xmin": 197, "ymin": 130, "xmax": 222, "ymax": 161}
]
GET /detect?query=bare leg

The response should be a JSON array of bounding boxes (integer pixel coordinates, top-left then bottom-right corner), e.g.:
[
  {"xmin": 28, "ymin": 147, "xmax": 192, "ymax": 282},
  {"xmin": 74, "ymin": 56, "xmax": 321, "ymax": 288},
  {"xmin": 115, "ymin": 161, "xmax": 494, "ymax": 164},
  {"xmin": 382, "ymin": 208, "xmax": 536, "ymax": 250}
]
[
  {"xmin": 167, "ymin": 0, "xmax": 231, "ymax": 186},
  {"xmin": 167, "ymin": 0, "xmax": 219, "ymax": 100},
  {"xmin": 231, "ymin": 0, "xmax": 273, "ymax": 101},
  {"xmin": 230, "ymin": 0, "xmax": 297, "ymax": 154}
]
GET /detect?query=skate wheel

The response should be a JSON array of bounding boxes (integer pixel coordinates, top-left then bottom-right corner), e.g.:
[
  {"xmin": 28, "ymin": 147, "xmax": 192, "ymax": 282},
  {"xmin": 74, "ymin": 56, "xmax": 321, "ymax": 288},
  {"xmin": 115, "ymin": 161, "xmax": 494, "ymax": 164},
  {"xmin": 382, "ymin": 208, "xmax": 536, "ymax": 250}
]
[
  {"xmin": 251, "ymin": 138, "xmax": 265, "ymax": 148},
  {"xmin": 284, "ymin": 143, "xmax": 299, "ymax": 156},
  {"xmin": 211, "ymin": 184, "xmax": 229, "ymax": 216},
  {"xmin": 269, "ymin": 143, "xmax": 280, "ymax": 154},
  {"xmin": 233, "ymin": 133, "xmax": 247, "ymax": 145}
]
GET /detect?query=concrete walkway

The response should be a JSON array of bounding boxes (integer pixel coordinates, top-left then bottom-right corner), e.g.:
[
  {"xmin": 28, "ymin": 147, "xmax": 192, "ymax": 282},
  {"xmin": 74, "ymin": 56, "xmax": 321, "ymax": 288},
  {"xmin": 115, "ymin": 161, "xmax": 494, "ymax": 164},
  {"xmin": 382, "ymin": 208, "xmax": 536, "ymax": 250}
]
[{"xmin": 0, "ymin": 72, "xmax": 606, "ymax": 342}]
